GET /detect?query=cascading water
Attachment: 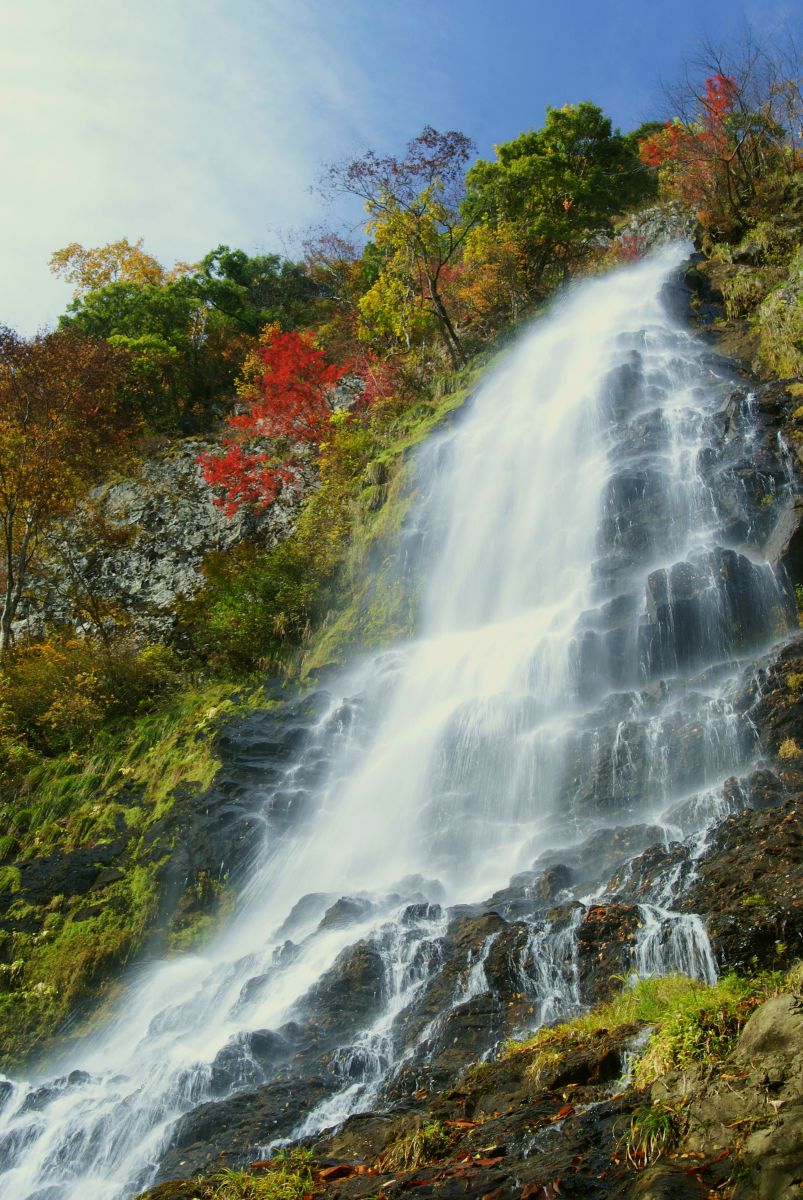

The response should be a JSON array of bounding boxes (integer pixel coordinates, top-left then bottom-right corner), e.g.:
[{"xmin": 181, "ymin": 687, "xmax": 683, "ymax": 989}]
[{"xmin": 0, "ymin": 243, "xmax": 795, "ymax": 1199}]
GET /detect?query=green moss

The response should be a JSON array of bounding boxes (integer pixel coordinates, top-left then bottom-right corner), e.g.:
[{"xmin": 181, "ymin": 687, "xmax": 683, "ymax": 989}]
[
  {"xmin": 301, "ymin": 368, "xmax": 484, "ymax": 673},
  {"xmin": 721, "ymin": 268, "xmax": 775, "ymax": 320},
  {"xmin": 0, "ymin": 680, "xmax": 275, "ymax": 1071},
  {"xmin": 740, "ymin": 893, "xmax": 768, "ymax": 907},
  {"xmin": 0, "ymin": 865, "xmax": 21, "ymax": 894},
  {"xmin": 755, "ymin": 245, "xmax": 803, "ymax": 379}
]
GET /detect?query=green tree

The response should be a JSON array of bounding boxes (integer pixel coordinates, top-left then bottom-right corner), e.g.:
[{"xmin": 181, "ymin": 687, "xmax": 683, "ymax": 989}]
[
  {"xmin": 466, "ymin": 103, "xmax": 655, "ymax": 294},
  {"xmin": 192, "ymin": 245, "xmax": 320, "ymax": 335},
  {"xmin": 60, "ymin": 278, "xmax": 213, "ymax": 431}
]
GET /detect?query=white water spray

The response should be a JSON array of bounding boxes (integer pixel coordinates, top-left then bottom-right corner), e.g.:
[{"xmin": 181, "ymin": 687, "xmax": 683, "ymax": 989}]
[{"xmin": 0, "ymin": 244, "xmax": 791, "ymax": 1199}]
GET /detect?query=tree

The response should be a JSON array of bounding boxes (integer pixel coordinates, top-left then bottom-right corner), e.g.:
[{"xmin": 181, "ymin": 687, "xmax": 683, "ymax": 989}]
[
  {"xmin": 49, "ymin": 237, "xmax": 188, "ymax": 295},
  {"xmin": 302, "ymin": 230, "xmax": 382, "ymax": 359},
  {"xmin": 198, "ymin": 327, "xmax": 350, "ymax": 516},
  {"xmin": 640, "ymin": 35, "xmax": 802, "ymax": 232},
  {"xmin": 0, "ymin": 329, "xmax": 129, "ymax": 651},
  {"xmin": 192, "ymin": 246, "xmax": 320, "ymax": 335},
  {"xmin": 466, "ymin": 103, "xmax": 655, "ymax": 294},
  {"xmin": 59, "ymin": 277, "xmax": 213, "ymax": 431},
  {"xmin": 324, "ymin": 127, "xmax": 478, "ymax": 367},
  {"xmin": 456, "ymin": 220, "xmax": 531, "ymax": 332}
]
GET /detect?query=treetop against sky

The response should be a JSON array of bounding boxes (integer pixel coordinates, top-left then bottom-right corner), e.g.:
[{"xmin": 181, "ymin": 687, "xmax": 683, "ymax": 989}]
[{"xmin": 1, "ymin": 0, "xmax": 796, "ymax": 334}]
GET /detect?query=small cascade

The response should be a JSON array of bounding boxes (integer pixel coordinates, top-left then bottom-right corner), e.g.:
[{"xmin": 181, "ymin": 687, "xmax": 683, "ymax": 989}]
[
  {"xmin": 635, "ymin": 906, "xmax": 718, "ymax": 985},
  {"xmin": 0, "ymin": 242, "xmax": 796, "ymax": 1199},
  {"xmin": 517, "ymin": 909, "xmax": 584, "ymax": 1027}
]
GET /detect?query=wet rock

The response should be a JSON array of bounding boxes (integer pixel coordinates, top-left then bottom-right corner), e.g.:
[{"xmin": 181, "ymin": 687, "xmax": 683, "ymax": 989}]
[
  {"xmin": 275, "ymin": 892, "xmax": 338, "ymax": 940},
  {"xmin": 576, "ymin": 903, "xmax": 640, "ymax": 1002},
  {"xmin": 208, "ymin": 1029, "xmax": 293, "ymax": 1096},
  {"xmin": 295, "ymin": 940, "xmax": 387, "ymax": 1044},
  {"xmin": 536, "ymin": 824, "xmax": 669, "ymax": 892},
  {"xmin": 600, "ymin": 353, "xmax": 644, "ymax": 422},
  {"xmin": 684, "ymin": 798, "xmax": 803, "ymax": 972},
  {"xmin": 642, "ymin": 548, "xmax": 781, "ymax": 673},
  {"xmin": 318, "ymin": 897, "xmax": 377, "ymax": 932},
  {"xmin": 736, "ymin": 635, "xmax": 803, "ymax": 793},
  {"xmin": 14, "ymin": 843, "xmax": 126, "ymax": 905},
  {"xmin": 312, "ymin": 1108, "xmax": 419, "ymax": 1161},
  {"xmin": 401, "ymin": 902, "xmax": 443, "ymax": 925},
  {"xmin": 156, "ymin": 1077, "xmax": 335, "ymax": 1180},
  {"xmin": 533, "ymin": 863, "xmax": 573, "ymax": 903},
  {"xmin": 766, "ymin": 498, "xmax": 803, "ymax": 587}
]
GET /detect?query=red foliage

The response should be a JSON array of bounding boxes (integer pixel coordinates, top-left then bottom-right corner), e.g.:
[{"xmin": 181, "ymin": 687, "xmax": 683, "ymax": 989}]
[
  {"xmin": 352, "ymin": 354, "xmax": 401, "ymax": 410},
  {"xmin": 613, "ymin": 232, "xmax": 647, "ymax": 262},
  {"xmin": 638, "ymin": 75, "xmax": 737, "ymax": 172},
  {"xmin": 197, "ymin": 444, "xmax": 297, "ymax": 516},
  {"xmin": 637, "ymin": 75, "xmax": 738, "ymax": 221},
  {"xmin": 701, "ymin": 73, "xmax": 738, "ymax": 129},
  {"xmin": 199, "ymin": 329, "xmax": 350, "ymax": 516},
  {"xmin": 233, "ymin": 328, "xmax": 348, "ymax": 443},
  {"xmin": 638, "ymin": 122, "xmax": 687, "ymax": 170}
]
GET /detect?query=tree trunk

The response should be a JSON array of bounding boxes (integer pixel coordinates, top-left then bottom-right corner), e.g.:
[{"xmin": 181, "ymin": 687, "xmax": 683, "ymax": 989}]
[
  {"xmin": 1, "ymin": 516, "xmax": 35, "ymax": 654},
  {"xmin": 428, "ymin": 278, "xmax": 465, "ymax": 368},
  {"xmin": 0, "ymin": 586, "xmax": 14, "ymax": 653}
]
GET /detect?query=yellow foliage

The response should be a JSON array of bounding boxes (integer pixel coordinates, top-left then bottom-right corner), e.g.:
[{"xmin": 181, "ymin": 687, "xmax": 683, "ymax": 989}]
[
  {"xmin": 49, "ymin": 238, "xmax": 168, "ymax": 294},
  {"xmin": 458, "ymin": 220, "xmax": 530, "ymax": 328}
]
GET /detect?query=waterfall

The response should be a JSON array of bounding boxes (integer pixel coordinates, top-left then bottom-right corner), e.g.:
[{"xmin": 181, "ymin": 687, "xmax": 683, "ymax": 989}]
[{"xmin": 0, "ymin": 243, "xmax": 792, "ymax": 1199}]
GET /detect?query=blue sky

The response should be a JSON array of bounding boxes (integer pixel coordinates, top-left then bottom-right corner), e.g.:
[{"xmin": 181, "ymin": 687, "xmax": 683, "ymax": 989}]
[{"xmin": 1, "ymin": 0, "xmax": 798, "ymax": 333}]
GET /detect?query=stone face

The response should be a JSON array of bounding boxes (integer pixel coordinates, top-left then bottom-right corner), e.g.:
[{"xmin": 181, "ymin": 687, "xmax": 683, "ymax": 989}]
[
  {"xmin": 294, "ymin": 941, "xmax": 388, "ymax": 1044},
  {"xmin": 156, "ymin": 1078, "xmax": 335, "ymax": 1181},
  {"xmin": 576, "ymin": 903, "xmax": 640, "ymax": 1002},
  {"xmin": 642, "ymin": 548, "xmax": 782, "ymax": 674},
  {"xmin": 766, "ymin": 497, "xmax": 803, "ymax": 588},
  {"xmin": 683, "ymin": 802, "xmax": 803, "ymax": 972},
  {"xmin": 14, "ymin": 440, "xmax": 312, "ymax": 643},
  {"xmin": 618, "ymin": 202, "xmax": 700, "ymax": 251}
]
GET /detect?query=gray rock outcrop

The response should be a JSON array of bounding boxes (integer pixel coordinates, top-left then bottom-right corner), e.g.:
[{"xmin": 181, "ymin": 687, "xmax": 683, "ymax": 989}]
[{"xmin": 15, "ymin": 440, "xmax": 313, "ymax": 643}]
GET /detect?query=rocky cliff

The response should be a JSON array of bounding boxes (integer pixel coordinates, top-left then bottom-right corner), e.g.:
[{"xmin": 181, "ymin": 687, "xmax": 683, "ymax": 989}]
[{"xmin": 14, "ymin": 441, "xmax": 312, "ymax": 644}]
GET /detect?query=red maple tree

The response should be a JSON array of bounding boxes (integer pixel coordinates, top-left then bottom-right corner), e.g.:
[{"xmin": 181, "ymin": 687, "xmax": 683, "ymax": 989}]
[
  {"xmin": 199, "ymin": 328, "xmax": 350, "ymax": 516},
  {"xmin": 637, "ymin": 73, "xmax": 766, "ymax": 228}
]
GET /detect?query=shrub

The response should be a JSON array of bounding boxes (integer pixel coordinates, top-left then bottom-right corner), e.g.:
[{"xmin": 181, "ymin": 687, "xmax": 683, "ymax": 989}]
[
  {"xmin": 755, "ymin": 246, "xmax": 803, "ymax": 379},
  {"xmin": 0, "ymin": 636, "xmax": 183, "ymax": 756},
  {"xmin": 506, "ymin": 973, "xmax": 775, "ymax": 1092},
  {"xmin": 177, "ymin": 540, "xmax": 323, "ymax": 673},
  {"xmin": 633, "ymin": 973, "xmax": 768, "ymax": 1085},
  {"xmin": 778, "ymin": 736, "xmax": 802, "ymax": 760}
]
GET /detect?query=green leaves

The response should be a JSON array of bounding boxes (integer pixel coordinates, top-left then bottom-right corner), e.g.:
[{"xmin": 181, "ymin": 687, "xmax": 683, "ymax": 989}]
[{"xmin": 466, "ymin": 102, "xmax": 655, "ymax": 293}]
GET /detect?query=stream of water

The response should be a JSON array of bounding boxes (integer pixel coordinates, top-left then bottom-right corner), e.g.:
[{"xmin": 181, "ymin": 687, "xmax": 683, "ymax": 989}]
[{"xmin": 0, "ymin": 243, "xmax": 793, "ymax": 1199}]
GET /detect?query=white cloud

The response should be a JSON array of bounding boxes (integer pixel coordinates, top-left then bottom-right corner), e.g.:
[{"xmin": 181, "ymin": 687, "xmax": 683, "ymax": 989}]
[{"xmin": 0, "ymin": 0, "xmax": 415, "ymax": 333}]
